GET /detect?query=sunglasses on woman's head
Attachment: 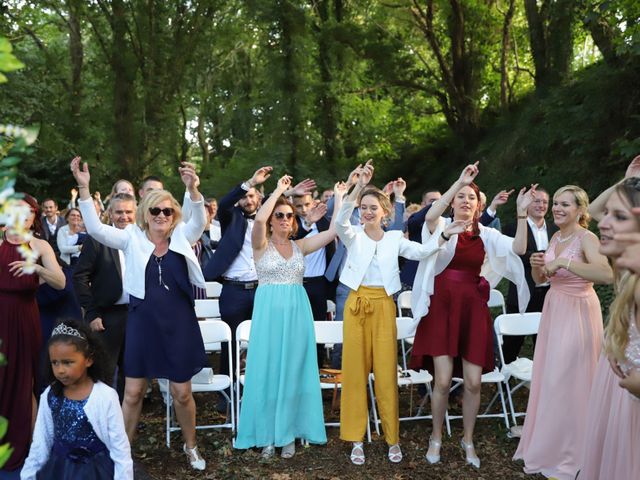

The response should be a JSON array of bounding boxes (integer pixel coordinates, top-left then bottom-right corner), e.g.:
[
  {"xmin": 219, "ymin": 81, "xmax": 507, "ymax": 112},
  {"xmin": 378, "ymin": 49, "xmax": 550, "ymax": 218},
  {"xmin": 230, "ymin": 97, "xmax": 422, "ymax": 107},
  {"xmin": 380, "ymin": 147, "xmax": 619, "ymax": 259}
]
[
  {"xmin": 148, "ymin": 207, "xmax": 174, "ymax": 217},
  {"xmin": 274, "ymin": 212, "xmax": 294, "ymax": 220}
]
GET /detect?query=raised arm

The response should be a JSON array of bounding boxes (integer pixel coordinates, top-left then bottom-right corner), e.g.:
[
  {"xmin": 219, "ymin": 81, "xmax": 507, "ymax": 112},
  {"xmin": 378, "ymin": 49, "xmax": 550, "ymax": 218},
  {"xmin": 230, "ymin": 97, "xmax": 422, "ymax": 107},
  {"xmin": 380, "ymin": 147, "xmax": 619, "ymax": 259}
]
[
  {"xmin": 70, "ymin": 156, "xmax": 129, "ymax": 250},
  {"xmin": 387, "ymin": 178, "xmax": 406, "ymax": 231},
  {"xmin": 511, "ymin": 185, "xmax": 537, "ymax": 255},
  {"xmin": 252, "ymin": 175, "xmax": 291, "ymax": 254},
  {"xmin": 399, "ymin": 219, "xmax": 469, "ymax": 260},
  {"xmin": 425, "ymin": 162, "xmax": 479, "ymax": 233},
  {"xmin": 590, "ymin": 156, "xmax": 640, "ymax": 222},
  {"xmin": 178, "ymin": 162, "xmax": 207, "ymax": 244},
  {"xmin": 298, "ymin": 182, "xmax": 346, "ymax": 255}
]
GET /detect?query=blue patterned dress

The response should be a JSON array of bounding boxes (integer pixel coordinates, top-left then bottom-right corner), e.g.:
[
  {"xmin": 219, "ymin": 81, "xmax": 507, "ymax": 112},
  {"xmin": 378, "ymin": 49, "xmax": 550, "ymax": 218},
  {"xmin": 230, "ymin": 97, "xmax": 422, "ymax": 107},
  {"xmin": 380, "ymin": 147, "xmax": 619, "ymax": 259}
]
[
  {"xmin": 37, "ymin": 390, "xmax": 114, "ymax": 479},
  {"xmin": 235, "ymin": 240, "xmax": 327, "ymax": 448}
]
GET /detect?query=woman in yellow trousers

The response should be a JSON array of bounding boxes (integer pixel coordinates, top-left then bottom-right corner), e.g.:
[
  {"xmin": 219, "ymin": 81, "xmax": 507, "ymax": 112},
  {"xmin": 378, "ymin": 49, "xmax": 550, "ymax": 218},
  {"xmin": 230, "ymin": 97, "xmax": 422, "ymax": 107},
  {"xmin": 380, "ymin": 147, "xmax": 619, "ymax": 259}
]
[{"xmin": 335, "ymin": 161, "xmax": 467, "ymax": 465}]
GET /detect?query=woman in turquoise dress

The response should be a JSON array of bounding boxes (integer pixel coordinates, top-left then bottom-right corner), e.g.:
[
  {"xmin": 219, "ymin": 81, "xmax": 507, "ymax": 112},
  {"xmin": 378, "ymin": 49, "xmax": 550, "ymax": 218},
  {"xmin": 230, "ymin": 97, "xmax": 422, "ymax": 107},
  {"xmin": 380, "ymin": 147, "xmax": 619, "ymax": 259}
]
[{"xmin": 235, "ymin": 174, "xmax": 345, "ymax": 458}]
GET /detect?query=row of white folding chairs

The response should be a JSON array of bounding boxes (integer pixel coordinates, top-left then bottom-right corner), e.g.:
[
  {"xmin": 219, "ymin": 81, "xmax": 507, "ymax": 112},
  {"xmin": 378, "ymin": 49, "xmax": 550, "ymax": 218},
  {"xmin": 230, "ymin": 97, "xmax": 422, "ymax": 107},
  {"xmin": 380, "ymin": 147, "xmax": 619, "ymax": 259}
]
[{"xmin": 158, "ymin": 319, "xmax": 235, "ymax": 447}]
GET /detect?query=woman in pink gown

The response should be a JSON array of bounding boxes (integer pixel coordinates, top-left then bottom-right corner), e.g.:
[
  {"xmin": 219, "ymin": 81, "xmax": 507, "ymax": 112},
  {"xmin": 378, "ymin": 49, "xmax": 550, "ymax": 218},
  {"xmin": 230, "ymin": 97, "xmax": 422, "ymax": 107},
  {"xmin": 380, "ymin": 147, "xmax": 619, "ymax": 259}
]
[
  {"xmin": 514, "ymin": 185, "xmax": 613, "ymax": 480},
  {"xmin": 577, "ymin": 172, "xmax": 640, "ymax": 480}
]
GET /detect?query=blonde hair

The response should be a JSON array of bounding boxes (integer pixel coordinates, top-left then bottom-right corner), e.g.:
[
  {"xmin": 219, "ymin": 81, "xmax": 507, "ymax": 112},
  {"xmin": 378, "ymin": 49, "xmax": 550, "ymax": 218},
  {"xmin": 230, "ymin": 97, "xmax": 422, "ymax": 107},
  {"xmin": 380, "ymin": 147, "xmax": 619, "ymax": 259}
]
[
  {"xmin": 136, "ymin": 189, "xmax": 182, "ymax": 234},
  {"xmin": 359, "ymin": 187, "xmax": 392, "ymax": 214},
  {"xmin": 604, "ymin": 178, "xmax": 640, "ymax": 362},
  {"xmin": 553, "ymin": 185, "xmax": 591, "ymax": 228}
]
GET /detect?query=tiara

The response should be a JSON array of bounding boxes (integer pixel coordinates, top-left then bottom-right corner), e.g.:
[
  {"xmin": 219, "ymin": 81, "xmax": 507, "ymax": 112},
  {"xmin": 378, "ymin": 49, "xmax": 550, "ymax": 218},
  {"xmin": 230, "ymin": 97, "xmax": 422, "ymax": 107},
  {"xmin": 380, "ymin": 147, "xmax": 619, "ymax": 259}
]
[{"xmin": 51, "ymin": 323, "xmax": 85, "ymax": 340}]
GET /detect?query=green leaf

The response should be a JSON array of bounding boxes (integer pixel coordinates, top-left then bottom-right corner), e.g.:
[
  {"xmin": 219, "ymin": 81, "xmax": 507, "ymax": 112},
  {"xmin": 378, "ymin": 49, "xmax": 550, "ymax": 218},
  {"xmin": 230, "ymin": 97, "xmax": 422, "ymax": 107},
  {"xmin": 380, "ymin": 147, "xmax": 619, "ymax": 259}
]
[
  {"xmin": 0, "ymin": 443, "xmax": 13, "ymax": 469},
  {"xmin": 0, "ymin": 53, "xmax": 25, "ymax": 72},
  {"xmin": 0, "ymin": 73, "xmax": 6, "ymax": 84},
  {"xmin": 0, "ymin": 157, "xmax": 20, "ymax": 167},
  {"xmin": 0, "ymin": 417, "xmax": 7, "ymax": 438},
  {"xmin": 0, "ymin": 38, "xmax": 11, "ymax": 53}
]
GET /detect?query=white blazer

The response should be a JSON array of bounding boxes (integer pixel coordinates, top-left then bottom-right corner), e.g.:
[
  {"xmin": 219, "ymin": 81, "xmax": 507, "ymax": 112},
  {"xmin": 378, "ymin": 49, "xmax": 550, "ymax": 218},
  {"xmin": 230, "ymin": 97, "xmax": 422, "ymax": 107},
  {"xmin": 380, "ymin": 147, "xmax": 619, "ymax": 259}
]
[
  {"xmin": 336, "ymin": 200, "xmax": 441, "ymax": 296},
  {"xmin": 411, "ymin": 216, "xmax": 530, "ymax": 321},
  {"xmin": 78, "ymin": 195, "xmax": 206, "ymax": 299},
  {"xmin": 21, "ymin": 382, "xmax": 133, "ymax": 480},
  {"xmin": 56, "ymin": 224, "xmax": 82, "ymax": 265}
]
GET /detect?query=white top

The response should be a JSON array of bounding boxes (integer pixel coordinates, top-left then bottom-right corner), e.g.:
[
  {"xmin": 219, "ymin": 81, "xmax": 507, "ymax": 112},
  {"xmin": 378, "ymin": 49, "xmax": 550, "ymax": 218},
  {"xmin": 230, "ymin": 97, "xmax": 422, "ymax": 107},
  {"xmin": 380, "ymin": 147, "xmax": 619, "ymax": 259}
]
[
  {"xmin": 336, "ymin": 200, "xmax": 441, "ymax": 296},
  {"xmin": 56, "ymin": 224, "xmax": 82, "ymax": 265},
  {"xmin": 299, "ymin": 221, "xmax": 327, "ymax": 277},
  {"xmin": 411, "ymin": 216, "xmax": 530, "ymax": 321},
  {"xmin": 527, "ymin": 217, "xmax": 549, "ymax": 251},
  {"xmin": 224, "ymin": 219, "xmax": 258, "ymax": 281},
  {"xmin": 21, "ymin": 381, "xmax": 133, "ymax": 480},
  {"xmin": 114, "ymin": 248, "xmax": 129, "ymax": 305},
  {"xmin": 361, "ymin": 248, "xmax": 384, "ymax": 287},
  {"xmin": 78, "ymin": 195, "xmax": 207, "ymax": 299}
]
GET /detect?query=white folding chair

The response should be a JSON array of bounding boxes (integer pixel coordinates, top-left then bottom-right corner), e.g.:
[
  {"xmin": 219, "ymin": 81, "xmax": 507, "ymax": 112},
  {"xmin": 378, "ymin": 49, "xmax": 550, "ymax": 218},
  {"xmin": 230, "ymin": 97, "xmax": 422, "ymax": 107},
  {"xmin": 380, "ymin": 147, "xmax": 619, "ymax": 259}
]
[
  {"xmin": 367, "ymin": 317, "xmax": 451, "ymax": 436},
  {"xmin": 205, "ymin": 281, "xmax": 223, "ymax": 299},
  {"xmin": 158, "ymin": 320, "xmax": 234, "ymax": 447},
  {"xmin": 488, "ymin": 288, "xmax": 506, "ymax": 314},
  {"xmin": 396, "ymin": 291, "xmax": 414, "ymax": 364},
  {"xmin": 234, "ymin": 320, "xmax": 252, "ymax": 428},
  {"xmin": 314, "ymin": 321, "xmax": 372, "ymax": 442},
  {"xmin": 194, "ymin": 299, "xmax": 221, "ymax": 319},
  {"xmin": 494, "ymin": 312, "xmax": 541, "ymax": 425}
]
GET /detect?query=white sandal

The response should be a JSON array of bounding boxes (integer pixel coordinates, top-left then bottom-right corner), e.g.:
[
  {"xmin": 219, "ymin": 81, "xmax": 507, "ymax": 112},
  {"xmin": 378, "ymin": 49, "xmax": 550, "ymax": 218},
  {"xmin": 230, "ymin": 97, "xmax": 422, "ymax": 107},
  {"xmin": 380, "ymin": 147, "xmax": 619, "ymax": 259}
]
[
  {"xmin": 183, "ymin": 444, "xmax": 206, "ymax": 471},
  {"xmin": 281, "ymin": 441, "xmax": 295, "ymax": 459},
  {"xmin": 460, "ymin": 439, "xmax": 480, "ymax": 468},
  {"xmin": 388, "ymin": 443, "xmax": 403, "ymax": 463},
  {"xmin": 261, "ymin": 445, "xmax": 275, "ymax": 459},
  {"xmin": 426, "ymin": 436, "xmax": 442, "ymax": 464},
  {"xmin": 350, "ymin": 442, "xmax": 365, "ymax": 465}
]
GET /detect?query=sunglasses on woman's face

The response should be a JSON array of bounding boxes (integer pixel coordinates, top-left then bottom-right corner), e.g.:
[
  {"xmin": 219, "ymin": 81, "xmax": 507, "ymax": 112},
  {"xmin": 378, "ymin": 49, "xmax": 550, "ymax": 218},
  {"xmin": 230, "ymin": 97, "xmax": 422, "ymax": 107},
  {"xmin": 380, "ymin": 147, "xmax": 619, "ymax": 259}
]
[
  {"xmin": 148, "ymin": 207, "xmax": 174, "ymax": 217},
  {"xmin": 274, "ymin": 212, "xmax": 294, "ymax": 220}
]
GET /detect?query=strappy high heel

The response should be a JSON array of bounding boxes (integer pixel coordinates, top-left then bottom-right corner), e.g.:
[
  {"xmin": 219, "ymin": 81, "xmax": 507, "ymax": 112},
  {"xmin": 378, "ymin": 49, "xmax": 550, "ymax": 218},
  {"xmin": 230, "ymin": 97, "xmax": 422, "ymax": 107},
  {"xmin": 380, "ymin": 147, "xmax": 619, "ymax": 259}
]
[
  {"xmin": 261, "ymin": 445, "xmax": 275, "ymax": 459},
  {"xmin": 460, "ymin": 439, "xmax": 480, "ymax": 469},
  {"xmin": 350, "ymin": 442, "xmax": 365, "ymax": 465},
  {"xmin": 426, "ymin": 436, "xmax": 442, "ymax": 464},
  {"xmin": 183, "ymin": 444, "xmax": 206, "ymax": 471}
]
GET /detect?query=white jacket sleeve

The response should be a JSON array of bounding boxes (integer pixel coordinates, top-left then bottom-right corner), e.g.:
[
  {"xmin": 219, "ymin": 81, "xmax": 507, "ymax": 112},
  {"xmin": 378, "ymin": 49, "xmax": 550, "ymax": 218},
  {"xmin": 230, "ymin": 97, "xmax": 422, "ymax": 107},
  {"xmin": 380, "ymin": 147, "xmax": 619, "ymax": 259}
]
[
  {"xmin": 335, "ymin": 200, "xmax": 358, "ymax": 249},
  {"xmin": 104, "ymin": 388, "xmax": 134, "ymax": 479},
  {"xmin": 398, "ymin": 233, "xmax": 444, "ymax": 261},
  {"xmin": 181, "ymin": 198, "xmax": 207, "ymax": 246},
  {"xmin": 56, "ymin": 226, "xmax": 81, "ymax": 255},
  {"xmin": 20, "ymin": 389, "xmax": 54, "ymax": 480},
  {"xmin": 78, "ymin": 198, "xmax": 129, "ymax": 250}
]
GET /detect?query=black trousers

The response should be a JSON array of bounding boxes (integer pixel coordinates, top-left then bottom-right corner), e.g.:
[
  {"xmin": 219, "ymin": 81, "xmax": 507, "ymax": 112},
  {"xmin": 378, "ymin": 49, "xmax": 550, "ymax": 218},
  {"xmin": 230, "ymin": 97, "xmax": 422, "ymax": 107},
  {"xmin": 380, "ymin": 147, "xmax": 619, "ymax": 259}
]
[
  {"xmin": 219, "ymin": 283, "xmax": 256, "ymax": 378},
  {"xmin": 303, "ymin": 276, "xmax": 329, "ymax": 367},
  {"xmin": 502, "ymin": 285, "xmax": 550, "ymax": 364},
  {"xmin": 94, "ymin": 304, "xmax": 128, "ymax": 400}
]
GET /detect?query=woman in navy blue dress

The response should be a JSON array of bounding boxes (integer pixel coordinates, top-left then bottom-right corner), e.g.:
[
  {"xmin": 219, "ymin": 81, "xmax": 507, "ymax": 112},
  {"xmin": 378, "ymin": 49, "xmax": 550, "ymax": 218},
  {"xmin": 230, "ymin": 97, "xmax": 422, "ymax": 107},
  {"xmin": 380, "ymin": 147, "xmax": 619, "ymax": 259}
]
[{"xmin": 71, "ymin": 157, "xmax": 208, "ymax": 471}]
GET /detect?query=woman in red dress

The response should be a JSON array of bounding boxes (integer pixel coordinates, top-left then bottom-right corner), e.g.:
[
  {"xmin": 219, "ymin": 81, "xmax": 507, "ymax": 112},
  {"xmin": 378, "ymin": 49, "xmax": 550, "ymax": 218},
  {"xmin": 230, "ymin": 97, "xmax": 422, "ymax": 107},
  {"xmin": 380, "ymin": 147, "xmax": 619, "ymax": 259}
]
[
  {"xmin": 0, "ymin": 194, "xmax": 65, "ymax": 472},
  {"xmin": 410, "ymin": 163, "xmax": 533, "ymax": 468}
]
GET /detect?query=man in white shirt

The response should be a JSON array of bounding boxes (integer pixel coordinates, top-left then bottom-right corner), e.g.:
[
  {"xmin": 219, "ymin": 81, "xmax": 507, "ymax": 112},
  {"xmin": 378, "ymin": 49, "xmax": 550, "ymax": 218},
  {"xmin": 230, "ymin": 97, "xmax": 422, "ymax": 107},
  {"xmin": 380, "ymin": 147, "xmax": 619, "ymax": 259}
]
[
  {"xmin": 503, "ymin": 188, "xmax": 556, "ymax": 363},
  {"xmin": 40, "ymin": 198, "xmax": 66, "ymax": 250}
]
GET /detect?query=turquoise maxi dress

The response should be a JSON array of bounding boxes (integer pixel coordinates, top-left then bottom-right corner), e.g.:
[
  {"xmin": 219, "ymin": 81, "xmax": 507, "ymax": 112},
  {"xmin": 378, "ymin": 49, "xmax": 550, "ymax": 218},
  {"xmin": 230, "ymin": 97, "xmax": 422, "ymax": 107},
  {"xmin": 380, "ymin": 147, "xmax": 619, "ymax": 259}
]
[{"xmin": 235, "ymin": 240, "xmax": 327, "ymax": 448}]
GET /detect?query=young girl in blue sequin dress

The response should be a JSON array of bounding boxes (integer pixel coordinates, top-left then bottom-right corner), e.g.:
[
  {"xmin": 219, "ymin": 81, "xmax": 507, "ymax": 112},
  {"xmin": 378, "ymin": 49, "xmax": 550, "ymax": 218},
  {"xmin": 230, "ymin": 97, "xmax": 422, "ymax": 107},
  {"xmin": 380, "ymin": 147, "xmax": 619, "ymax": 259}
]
[{"xmin": 21, "ymin": 320, "xmax": 133, "ymax": 480}]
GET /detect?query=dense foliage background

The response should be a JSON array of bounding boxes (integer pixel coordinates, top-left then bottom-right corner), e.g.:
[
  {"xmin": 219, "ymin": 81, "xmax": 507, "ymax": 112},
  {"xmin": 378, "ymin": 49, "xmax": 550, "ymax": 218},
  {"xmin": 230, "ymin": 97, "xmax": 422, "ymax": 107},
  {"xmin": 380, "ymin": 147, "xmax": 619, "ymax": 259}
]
[{"xmin": 1, "ymin": 0, "xmax": 639, "ymax": 203}]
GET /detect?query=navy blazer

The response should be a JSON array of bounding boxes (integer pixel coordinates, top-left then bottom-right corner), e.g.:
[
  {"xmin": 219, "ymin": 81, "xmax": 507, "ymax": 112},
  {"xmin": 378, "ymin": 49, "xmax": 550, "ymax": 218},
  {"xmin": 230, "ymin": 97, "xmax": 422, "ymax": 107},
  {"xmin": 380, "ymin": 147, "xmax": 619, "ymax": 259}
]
[{"xmin": 203, "ymin": 184, "xmax": 251, "ymax": 282}]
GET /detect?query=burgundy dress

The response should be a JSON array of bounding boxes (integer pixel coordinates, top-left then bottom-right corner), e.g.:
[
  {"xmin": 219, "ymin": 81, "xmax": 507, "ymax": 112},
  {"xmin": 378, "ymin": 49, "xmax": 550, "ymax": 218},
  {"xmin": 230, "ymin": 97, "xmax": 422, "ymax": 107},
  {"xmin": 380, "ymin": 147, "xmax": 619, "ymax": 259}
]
[
  {"xmin": 0, "ymin": 240, "xmax": 41, "ymax": 471},
  {"xmin": 410, "ymin": 231, "xmax": 493, "ymax": 377}
]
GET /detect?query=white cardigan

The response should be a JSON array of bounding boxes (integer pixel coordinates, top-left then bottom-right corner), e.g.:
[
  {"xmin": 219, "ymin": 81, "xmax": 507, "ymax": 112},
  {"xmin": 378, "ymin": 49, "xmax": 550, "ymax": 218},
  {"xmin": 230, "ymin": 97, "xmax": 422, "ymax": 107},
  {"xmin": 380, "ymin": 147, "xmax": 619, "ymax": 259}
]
[
  {"xmin": 56, "ymin": 224, "xmax": 82, "ymax": 265},
  {"xmin": 78, "ymin": 195, "xmax": 206, "ymax": 299},
  {"xmin": 336, "ymin": 200, "xmax": 441, "ymax": 296},
  {"xmin": 21, "ymin": 382, "xmax": 133, "ymax": 480},
  {"xmin": 411, "ymin": 216, "xmax": 530, "ymax": 321}
]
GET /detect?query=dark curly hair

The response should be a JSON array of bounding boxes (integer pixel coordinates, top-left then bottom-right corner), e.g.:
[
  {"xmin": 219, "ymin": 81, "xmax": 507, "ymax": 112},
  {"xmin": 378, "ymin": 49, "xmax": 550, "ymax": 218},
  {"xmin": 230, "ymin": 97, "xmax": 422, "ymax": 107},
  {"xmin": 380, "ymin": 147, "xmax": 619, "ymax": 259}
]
[{"xmin": 45, "ymin": 319, "xmax": 111, "ymax": 396}]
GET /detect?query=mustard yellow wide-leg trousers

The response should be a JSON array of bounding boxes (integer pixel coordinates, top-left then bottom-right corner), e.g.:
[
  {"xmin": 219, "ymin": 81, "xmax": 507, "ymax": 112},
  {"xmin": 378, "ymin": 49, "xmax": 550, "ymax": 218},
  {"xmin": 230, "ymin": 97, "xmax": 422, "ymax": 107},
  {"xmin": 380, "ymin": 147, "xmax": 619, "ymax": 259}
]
[{"xmin": 339, "ymin": 286, "xmax": 399, "ymax": 445}]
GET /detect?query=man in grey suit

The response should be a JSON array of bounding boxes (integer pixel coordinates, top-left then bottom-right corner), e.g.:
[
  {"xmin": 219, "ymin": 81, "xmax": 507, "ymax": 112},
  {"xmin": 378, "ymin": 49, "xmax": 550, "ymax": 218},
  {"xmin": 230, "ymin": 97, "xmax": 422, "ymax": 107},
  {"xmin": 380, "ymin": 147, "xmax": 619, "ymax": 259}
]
[{"xmin": 40, "ymin": 198, "xmax": 66, "ymax": 250}]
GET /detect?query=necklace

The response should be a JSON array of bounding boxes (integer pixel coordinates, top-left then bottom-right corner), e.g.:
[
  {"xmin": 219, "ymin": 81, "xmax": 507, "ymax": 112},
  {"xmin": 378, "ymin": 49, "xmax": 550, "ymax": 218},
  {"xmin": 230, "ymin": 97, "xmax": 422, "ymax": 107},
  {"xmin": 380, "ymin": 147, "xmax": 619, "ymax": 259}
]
[
  {"xmin": 271, "ymin": 239, "xmax": 290, "ymax": 246},
  {"xmin": 154, "ymin": 255, "xmax": 170, "ymax": 291},
  {"xmin": 556, "ymin": 232, "xmax": 575, "ymax": 244}
]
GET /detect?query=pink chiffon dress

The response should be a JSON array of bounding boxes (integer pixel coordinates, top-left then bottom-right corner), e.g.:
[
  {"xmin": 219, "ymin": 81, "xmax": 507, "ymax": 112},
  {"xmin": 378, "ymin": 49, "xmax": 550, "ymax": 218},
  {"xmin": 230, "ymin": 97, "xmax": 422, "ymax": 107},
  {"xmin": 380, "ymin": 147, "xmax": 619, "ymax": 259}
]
[
  {"xmin": 514, "ymin": 231, "xmax": 603, "ymax": 480},
  {"xmin": 578, "ymin": 308, "xmax": 640, "ymax": 480}
]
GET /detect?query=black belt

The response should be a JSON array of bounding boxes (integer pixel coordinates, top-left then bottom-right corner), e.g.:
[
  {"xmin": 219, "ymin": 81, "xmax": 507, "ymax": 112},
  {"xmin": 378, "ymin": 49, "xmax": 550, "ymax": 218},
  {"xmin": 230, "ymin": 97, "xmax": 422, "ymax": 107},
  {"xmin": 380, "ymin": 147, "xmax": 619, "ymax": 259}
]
[{"xmin": 223, "ymin": 278, "xmax": 259, "ymax": 290}]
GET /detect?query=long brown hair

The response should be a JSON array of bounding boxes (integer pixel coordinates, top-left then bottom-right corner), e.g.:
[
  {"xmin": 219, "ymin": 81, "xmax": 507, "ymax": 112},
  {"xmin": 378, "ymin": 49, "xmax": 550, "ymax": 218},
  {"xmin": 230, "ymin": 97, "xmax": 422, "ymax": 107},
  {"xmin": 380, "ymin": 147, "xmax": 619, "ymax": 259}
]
[
  {"xmin": 450, "ymin": 182, "xmax": 481, "ymax": 236},
  {"xmin": 268, "ymin": 196, "xmax": 298, "ymax": 239},
  {"xmin": 22, "ymin": 193, "xmax": 43, "ymax": 237}
]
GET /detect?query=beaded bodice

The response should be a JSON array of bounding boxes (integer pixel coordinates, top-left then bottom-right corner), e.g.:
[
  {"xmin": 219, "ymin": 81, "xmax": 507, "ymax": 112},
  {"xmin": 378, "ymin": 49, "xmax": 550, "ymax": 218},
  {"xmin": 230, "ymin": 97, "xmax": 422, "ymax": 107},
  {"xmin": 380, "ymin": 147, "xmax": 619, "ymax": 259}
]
[
  {"xmin": 621, "ymin": 309, "xmax": 640, "ymax": 376},
  {"xmin": 256, "ymin": 240, "xmax": 304, "ymax": 286}
]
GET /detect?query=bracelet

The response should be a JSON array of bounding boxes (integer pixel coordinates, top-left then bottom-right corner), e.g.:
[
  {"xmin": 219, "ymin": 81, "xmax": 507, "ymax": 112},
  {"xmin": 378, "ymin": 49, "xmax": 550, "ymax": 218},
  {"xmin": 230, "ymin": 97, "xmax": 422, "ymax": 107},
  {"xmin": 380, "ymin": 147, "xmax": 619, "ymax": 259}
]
[
  {"xmin": 441, "ymin": 231, "xmax": 451, "ymax": 241},
  {"xmin": 77, "ymin": 185, "xmax": 89, "ymax": 189},
  {"xmin": 517, "ymin": 214, "xmax": 527, "ymax": 219}
]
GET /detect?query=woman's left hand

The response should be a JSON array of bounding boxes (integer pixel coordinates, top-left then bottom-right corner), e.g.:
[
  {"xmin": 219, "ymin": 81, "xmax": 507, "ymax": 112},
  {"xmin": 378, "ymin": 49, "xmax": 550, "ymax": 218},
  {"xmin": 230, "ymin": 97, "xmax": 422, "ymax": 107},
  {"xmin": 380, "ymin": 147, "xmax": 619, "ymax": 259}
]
[
  {"xmin": 444, "ymin": 219, "xmax": 470, "ymax": 236},
  {"xmin": 619, "ymin": 369, "xmax": 640, "ymax": 399},
  {"xmin": 276, "ymin": 174, "xmax": 293, "ymax": 192},
  {"xmin": 516, "ymin": 184, "xmax": 538, "ymax": 215},
  {"xmin": 179, "ymin": 162, "xmax": 200, "ymax": 191},
  {"xmin": 543, "ymin": 258, "xmax": 565, "ymax": 277}
]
